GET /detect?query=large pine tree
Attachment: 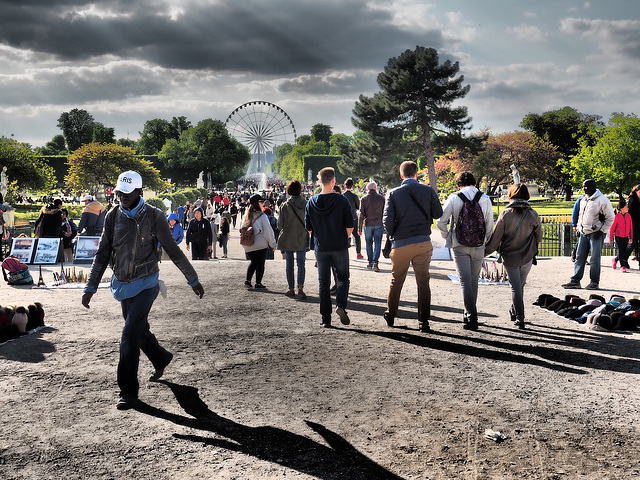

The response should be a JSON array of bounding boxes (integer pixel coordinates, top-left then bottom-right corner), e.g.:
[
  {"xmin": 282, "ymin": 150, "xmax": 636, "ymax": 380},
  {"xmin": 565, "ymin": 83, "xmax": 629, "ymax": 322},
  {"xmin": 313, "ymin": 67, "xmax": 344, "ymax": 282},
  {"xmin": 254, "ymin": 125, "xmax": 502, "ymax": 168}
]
[{"xmin": 350, "ymin": 46, "xmax": 472, "ymax": 191}]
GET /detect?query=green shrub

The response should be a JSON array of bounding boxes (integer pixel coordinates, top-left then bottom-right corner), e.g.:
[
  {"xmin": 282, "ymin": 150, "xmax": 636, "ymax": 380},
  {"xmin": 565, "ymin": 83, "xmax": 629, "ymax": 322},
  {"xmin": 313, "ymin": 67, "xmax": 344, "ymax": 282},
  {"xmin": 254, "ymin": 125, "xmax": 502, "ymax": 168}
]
[
  {"xmin": 181, "ymin": 189, "xmax": 196, "ymax": 203},
  {"xmin": 146, "ymin": 198, "xmax": 166, "ymax": 211},
  {"xmin": 197, "ymin": 187, "xmax": 208, "ymax": 198},
  {"xmin": 171, "ymin": 192, "xmax": 188, "ymax": 207}
]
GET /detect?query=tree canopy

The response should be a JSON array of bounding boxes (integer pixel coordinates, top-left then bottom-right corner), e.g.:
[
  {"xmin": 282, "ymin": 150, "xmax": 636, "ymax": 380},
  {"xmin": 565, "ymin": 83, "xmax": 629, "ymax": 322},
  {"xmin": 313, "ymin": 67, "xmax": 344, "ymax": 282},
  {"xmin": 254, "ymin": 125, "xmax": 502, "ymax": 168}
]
[
  {"xmin": 65, "ymin": 143, "xmax": 167, "ymax": 193},
  {"xmin": 521, "ymin": 106, "xmax": 603, "ymax": 199},
  {"xmin": 138, "ymin": 116, "xmax": 192, "ymax": 155},
  {"xmin": 473, "ymin": 131, "xmax": 561, "ymax": 196},
  {"xmin": 570, "ymin": 113, "xmax": 640, "ymax": 199},
  {"xmin": 158, "ymin": 119, "xmax": 250, "ymax": 183},
  {"xmin": 0, "ymin": 137, "xmax": 56, "ymax": 195},
  {"xmin": 351, "ymin": 46, "xmax": 473, "ymax": 192},
  {"xmin": 57, "ymin": 109, "xmax": 96, "ymax": 152}
]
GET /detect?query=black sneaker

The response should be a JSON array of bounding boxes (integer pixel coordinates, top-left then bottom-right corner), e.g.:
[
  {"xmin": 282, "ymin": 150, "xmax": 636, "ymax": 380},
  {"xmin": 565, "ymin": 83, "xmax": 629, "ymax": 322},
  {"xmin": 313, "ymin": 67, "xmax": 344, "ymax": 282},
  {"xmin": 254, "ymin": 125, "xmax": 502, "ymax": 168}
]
[
  {"xmin": 149, "ymin": 352, "xmax": 173, "ymax": 382},
  {"xmin": 383, "ymin": 312, "xmax": 394, "ymax": 327},
  {"xmin": 562, "ymin": 281, "xmax": 581, "ymax": 289},
  {"xmin": 254, "ymin": 283, "xmax": 266, "ymax": 289},
  {"xmin": 244, "ymin": 281, "xmax": 252, "ymax": 288},
  {"xmin": 419, "ymin": 319, "xmax": 430, "ymax": 332},
  {"xmin": 336, "ymin": 307, "xmax": 350, "ymax": 325},
  {"xmin": 116, "ymin": 396, "xmax": 139, "ymax": 410},
  {"xmin": 584, "ymin": 282, "xmax": 599, "ymax": 290},
  {"xmin": 463, "ymin": 321, "xmax": 478, "ymax": 331}
]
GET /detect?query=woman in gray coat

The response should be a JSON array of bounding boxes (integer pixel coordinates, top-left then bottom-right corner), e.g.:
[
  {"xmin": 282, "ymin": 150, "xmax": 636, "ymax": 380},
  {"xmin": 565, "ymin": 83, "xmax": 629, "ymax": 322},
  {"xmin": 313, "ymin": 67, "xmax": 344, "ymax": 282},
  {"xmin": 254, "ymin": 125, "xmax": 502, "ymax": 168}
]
[
  {"xmin": 277, "ymin": 180, "xmax": 309, "ymax": 299},
  {"xmin": 485, "ymin": 184, "xmax": 543, "ymax": 329}
]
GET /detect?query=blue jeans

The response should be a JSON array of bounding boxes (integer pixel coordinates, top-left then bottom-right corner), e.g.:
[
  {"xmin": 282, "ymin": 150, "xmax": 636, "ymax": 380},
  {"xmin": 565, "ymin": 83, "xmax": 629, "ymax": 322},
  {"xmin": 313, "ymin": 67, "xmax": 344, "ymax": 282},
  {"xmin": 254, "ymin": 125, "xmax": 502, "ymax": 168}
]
[
  {"xmin": 364, "ymin": 225, "xmax": 384, "ymax": 265},
  {"xmin": 572, "ymin": 231, "xmax": 605, "ymax": 284},
  {"xmin": 118, "ymin": 285, "xmax": 170, "ymax": 399},
  {"xmin": 315, "ymin": 249, "xmax": 350, "ymax": 322},
  {"xmin": 285, "ymin": 250, "xmax": 307, "ymax": 289}
]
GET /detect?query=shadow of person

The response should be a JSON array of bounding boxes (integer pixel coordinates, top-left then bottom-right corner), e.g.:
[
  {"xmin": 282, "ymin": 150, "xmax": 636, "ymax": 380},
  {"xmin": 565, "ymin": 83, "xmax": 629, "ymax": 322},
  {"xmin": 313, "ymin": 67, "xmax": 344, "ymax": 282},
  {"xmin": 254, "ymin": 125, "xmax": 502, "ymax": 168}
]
[{"xmin": 135, "ymin": 381, "xmax": 404, "ymax": 480}]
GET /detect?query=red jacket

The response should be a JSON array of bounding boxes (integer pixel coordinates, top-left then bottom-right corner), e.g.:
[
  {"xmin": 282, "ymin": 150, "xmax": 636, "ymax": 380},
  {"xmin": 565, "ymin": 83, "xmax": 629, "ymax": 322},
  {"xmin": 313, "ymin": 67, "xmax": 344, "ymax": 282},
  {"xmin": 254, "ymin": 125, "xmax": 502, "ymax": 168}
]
[{"xmin": 610, "ymin": 212, "xmax": 633, "ymax": 239}]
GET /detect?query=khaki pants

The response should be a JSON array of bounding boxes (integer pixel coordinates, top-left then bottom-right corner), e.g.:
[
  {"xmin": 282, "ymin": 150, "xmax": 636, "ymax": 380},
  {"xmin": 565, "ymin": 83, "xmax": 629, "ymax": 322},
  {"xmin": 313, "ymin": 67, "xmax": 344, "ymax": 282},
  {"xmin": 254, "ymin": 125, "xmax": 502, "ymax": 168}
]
[{"xmin": 386, "ymin": 241, "xmax": 433, "ymax": 321}]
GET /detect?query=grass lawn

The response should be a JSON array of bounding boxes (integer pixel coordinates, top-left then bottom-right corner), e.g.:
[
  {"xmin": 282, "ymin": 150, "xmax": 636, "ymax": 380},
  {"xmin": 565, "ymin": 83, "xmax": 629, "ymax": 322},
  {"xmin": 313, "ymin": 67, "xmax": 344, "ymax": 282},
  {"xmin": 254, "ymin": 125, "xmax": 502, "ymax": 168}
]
[{"xmin": 494, "ymin": 198, "xmax": 575, "ymax": 218}]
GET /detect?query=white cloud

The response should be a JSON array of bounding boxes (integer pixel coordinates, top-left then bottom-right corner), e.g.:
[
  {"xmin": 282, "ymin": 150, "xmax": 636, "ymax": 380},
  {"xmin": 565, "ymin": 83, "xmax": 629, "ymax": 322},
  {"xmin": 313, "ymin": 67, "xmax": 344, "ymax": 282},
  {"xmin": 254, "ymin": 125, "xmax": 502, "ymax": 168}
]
[
  {"xmin": 507, "ymin": 23, "xmax": 547, "ymax": 43},
  {"xmin": 560, "ymin": 18, "xmax": 640, "ymax": 59}
]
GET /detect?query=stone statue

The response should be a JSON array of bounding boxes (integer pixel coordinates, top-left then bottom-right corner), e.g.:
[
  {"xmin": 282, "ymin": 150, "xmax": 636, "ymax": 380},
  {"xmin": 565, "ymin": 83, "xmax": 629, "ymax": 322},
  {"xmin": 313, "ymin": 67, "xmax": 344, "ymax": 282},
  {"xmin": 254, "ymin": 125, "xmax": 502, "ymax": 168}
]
[
  {"xmin": 196, "ymin": 171, "xmax": 205, "ymax": 189},
  {"xmin": 1, "ymin": 166, "xmax": 7, "ymax": 199},
  {"xmin": 307, "ymin": 168, "xmax": 313, "ymax": 184},
  {"xmin": 510, "ymin": 164, "xmax": 521, "ymax": 185}
]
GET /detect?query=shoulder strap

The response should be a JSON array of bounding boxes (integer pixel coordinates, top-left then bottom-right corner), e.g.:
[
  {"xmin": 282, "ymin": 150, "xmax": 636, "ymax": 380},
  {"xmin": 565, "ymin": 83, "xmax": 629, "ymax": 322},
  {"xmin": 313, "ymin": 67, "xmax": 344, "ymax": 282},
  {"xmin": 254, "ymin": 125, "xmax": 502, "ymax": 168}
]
[
  {"xmin": 472, "ymin": 191, "xmax": 483, "ymax": 203},
  {"xmin": 290, "ymin": 206, "xmax": 306, "ymax": 228},
  {"xmin": 503, "ymin": 208, "xmax": 529, "ymax": 245},
  {"xmin": 407, "ymin": 189, "xmax": 430, "ymax": 223}
]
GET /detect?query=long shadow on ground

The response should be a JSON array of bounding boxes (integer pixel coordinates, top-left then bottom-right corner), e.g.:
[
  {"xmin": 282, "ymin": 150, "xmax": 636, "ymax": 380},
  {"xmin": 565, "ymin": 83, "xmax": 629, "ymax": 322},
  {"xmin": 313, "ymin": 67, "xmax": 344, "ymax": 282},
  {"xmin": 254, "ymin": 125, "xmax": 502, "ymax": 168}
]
[{"xmin": 135, "ymin": 381, "xmax": 404, "ymax": 480}]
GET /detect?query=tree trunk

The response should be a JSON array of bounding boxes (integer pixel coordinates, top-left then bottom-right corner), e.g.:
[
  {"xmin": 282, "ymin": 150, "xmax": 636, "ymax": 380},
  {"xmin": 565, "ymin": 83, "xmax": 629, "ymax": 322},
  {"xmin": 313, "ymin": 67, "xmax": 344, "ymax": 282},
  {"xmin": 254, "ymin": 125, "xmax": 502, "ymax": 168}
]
[
  {"xmin": 422, "ymin": 124, "xmax": 438, "ymax": 193},
  {"xmin": 564, "ymin": 184, "xmax": 572, "ymax": 201}
]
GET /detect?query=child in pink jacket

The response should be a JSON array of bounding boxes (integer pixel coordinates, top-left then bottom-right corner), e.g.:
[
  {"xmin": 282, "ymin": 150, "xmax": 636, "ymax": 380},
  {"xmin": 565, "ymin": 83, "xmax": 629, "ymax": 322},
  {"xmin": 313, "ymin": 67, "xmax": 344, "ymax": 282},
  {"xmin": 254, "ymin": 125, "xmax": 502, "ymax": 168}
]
[{"xmin": 611, "ymin": 199, "xmax": 633, "ymax": 272}]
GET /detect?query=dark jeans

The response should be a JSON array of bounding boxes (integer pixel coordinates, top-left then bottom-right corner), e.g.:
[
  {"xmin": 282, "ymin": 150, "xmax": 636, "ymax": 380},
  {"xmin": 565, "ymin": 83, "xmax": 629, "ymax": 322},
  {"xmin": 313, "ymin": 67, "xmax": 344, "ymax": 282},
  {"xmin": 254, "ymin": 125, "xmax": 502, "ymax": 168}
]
[
  {"xmin": 118, "ymin": 285, "xmax": 170, "ymax": 399},
  {"xmin": 191, "ymin": 241, "xmax": 209, "ymax": 260},
  {"xmin": 285, "ymin": 250, "xmax": 306, "ymax": 289},
  {"xmin": 246, "ymin": 248, "xmax": 268, "ymax": 284},
  {"xmin": 350, "ymin": 231, "xmax": 361, "ymax": 254},
  {"xmin": 364, "ymin": 225, "xmax": 384, "ymax": 264},
  {"xmin": 614, "ymin": 236, "xmax": 631, "ymax": 268},
  {"xmin": 316, "ymin": 249, "xmax": 349, "ymax": 321}
]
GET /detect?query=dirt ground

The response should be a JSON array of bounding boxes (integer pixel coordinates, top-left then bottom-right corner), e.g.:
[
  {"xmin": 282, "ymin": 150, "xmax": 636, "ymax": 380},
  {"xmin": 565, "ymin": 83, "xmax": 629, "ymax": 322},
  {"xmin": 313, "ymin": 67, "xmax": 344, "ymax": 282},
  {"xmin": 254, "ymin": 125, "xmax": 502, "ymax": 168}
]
[{"xmin": 1, "ymin": 228, "xmax": 640, "ymax": 480}]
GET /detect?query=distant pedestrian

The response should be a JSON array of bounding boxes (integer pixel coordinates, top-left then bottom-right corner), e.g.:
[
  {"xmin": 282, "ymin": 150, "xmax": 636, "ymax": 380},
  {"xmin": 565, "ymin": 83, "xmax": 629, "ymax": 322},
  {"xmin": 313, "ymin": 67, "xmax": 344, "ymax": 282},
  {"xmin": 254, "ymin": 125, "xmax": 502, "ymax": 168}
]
[{"xmin": 359, "ymin": 181, "xmax": 385, "ymax": 271}]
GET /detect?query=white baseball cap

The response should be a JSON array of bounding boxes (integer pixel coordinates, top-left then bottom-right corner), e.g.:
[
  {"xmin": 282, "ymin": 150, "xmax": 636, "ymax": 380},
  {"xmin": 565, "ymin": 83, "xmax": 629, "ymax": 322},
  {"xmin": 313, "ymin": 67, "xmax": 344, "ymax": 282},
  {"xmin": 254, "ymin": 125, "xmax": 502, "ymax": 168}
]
[
  {"xmin": 115, "ymin": 170, "xmax": 143, "ymax": 194},
  {"xmin": 80, "ymin": 194, "xmax": 94, "ymax": 202}
]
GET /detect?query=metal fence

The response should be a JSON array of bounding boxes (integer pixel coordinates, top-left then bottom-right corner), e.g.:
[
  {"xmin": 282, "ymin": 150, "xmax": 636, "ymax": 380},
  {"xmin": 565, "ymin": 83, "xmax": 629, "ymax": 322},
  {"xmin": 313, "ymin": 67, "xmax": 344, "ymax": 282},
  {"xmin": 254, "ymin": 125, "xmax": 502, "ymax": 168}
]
[{"xmin": 538, "ymin": 216, "xmax": 616, "ymax": 257}]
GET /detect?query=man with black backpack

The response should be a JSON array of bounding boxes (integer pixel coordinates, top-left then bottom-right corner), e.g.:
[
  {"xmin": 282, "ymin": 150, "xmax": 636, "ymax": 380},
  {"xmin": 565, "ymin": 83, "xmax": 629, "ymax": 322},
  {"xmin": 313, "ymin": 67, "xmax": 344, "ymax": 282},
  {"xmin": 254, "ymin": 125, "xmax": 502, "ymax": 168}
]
[
  {"xmin": 383, "ymin": 161, "xmax": 443, "ymax": 332},
  {"xmin": 437, "ymin": 172, "xmax": 494, "ymax": 330}
]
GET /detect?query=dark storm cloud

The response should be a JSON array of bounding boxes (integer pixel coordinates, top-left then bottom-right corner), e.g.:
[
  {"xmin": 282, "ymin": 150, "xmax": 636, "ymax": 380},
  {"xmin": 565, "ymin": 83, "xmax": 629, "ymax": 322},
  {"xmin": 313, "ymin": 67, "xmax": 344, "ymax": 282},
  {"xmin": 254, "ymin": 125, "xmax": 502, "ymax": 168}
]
[
  {"xmin": 0, "ymin": 62, "xmax": 168, "ymax": 106},
  {"xmin": 0, "ymin": 0, "xmax": 443, "ymax": 74}
]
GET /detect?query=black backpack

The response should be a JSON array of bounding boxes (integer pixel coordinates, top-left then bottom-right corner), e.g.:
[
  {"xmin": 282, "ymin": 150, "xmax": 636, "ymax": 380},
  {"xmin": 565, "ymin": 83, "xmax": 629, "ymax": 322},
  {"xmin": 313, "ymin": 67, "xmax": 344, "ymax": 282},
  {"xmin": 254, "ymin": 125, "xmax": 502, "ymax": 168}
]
[{"xmin": 455, "ymin": 191, "xmax": 486, "ymax": 247}]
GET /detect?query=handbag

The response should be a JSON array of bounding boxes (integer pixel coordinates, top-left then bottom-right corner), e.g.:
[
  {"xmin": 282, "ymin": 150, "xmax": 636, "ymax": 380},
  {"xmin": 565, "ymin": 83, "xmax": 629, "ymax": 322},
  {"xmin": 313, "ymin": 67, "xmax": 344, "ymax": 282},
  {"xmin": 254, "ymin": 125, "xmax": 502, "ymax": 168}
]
[{"xmin": 382, "ymin": 236, "xmax": 392, "ymax": 258}]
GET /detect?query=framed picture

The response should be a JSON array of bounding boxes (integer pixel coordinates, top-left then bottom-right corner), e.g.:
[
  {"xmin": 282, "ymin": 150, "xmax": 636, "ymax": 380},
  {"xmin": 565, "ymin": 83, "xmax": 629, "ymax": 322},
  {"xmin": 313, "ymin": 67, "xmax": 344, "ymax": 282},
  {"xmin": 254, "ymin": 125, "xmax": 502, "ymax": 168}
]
[
  {"xmin": 74, "ymin": 236, "xmax": 101, "ymax": 263},
  {"xmin": 9, "ymin": 237, "xmax": 36, "ymax": 264},
  {"xmin": 33, "ymin": 238, "xmax": 61, "ymax": 264}
]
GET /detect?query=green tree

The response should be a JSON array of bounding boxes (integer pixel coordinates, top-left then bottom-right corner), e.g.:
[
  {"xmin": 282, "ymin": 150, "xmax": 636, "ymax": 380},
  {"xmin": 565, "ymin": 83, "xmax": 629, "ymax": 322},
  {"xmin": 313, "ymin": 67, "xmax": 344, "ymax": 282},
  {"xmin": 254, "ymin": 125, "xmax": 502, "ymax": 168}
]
[
  {"xmin": 117, "ymin": 138, "xmax": 138, "ymax": 149},
  {"xmin": 35, "ymin": 134, "xmax": 68, "ymax": 155},
  {"xmin": 352, "ymin": 46, "xmax": 473, "ymax": 192},
  {"xmin": 57, "ymin": 108, "xmax": 96, "ymax": 151},
  {"xmin": 570, "ymin": 113, "xmax": 640, "ymax": 199},
  {"xmin": 278, "ymin": 139, "xmax": 327, "ymax": 181},
  {"xmin": 311, "ymin": 124, "xmax": 333, "ymax": 145},
  {"xmin": 138, "ymin": 117, "xmax": 192, "ymax": 155},
  {"xmin": 158, "ymin": 119, "xmax": 250, "ymax": 184},
  {"xmin": 0, "ymin": 137, "xmax": 56, "ymax": 193},
  {"xmin": 66, "ymin": 143, "xmax": 167, "ymax": 193},
  {"xmin": 521, "ymin": 106, "xmax": 603, "ymax": 200},
  {"xmin": 92, "ymin": 123, "xmax": 116, "ymax": 144},
  {"xmin": 473, "ymin": 131, "xmax": 561, "ymax": 196}
]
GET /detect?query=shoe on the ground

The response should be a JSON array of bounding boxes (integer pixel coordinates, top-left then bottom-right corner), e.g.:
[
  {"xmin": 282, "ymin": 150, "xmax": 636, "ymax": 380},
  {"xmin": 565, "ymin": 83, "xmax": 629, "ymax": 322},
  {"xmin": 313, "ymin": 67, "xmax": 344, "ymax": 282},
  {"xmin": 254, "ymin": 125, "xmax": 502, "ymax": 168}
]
[
  {"xmin": 418, "ymin": 319, "xmax": 430, "ymax": 332},
  {"xmin": 336, "ymin": 307, "xmax": 350, "ymax": 325},
  {"xmin": 612, "ymin": 258, "xmax": 617, "ymax": 270},
  {"xmin": 509, "ymin": 306, "xmax": 517, "ymax": 322},
  {"xmin": 149, "ymin": 352, "xmax": 173, "ymax": 382},
  {"xmin": 213, "ymin": 256, "xmax": 218, "ymax": 259},
  {"xmin": 330, "ymin": 285, "xmax": 337, "ymax": 295},
  {"xmin": 244, "ymin": 281, "xmax": 252, "ymax": 288},
  {"xmin": 321, "ymin": 317, "xmax": 331, "ymax": 328},
  {"xmin": 562, "ymin": 281, "xmax": 581, "ymax": 289},
  {"xmin": 515, "ymin": 319, "xmax": 525, "ymax": 330},
  {"xmin": 297, "ymin": 289, "xmax": 307, "ymax": 301},
  {"xmin": 372, "ymin": 263, "xmax": 380, "ymax": 272},
  {"xmin": 621, "ymin": 267, "xmax": 627, "ymax": 273},
  {"xmin": 285, "ymin": 289, "xmax": 296, "ymax": 297},
  {"xmin": 366, "ymin": 263, "xmax": 373, "ymax": 269},
  {"xmin": 254, "ymin": 283, "xmax": 266, "ymax": 289},
  {"xmin": 357, "ymin": 254, "xmax": 364, "ymax": 260},
  {"xmin": 383, "ymin": 312, "xmax": 394, "ymax": 327},
  {"xmin": 584, "ymin": 282, "xmax": 599, "ymax": 290},
  {"xmin": 463, "ymin": 321, "xmax": 478, "ymax": 331},
  {"xmin": 116, "ymin": 396, "xmax": 139, "ymax": 410}
]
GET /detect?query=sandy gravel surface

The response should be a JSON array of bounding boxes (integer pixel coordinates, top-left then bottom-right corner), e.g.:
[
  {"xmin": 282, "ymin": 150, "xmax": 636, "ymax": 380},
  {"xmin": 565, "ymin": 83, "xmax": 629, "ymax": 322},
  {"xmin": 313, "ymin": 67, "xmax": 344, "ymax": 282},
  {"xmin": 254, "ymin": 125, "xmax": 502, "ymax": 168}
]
[{"xmin": 1, "ymin": 229, "xmax": 639, "ymax": 479}]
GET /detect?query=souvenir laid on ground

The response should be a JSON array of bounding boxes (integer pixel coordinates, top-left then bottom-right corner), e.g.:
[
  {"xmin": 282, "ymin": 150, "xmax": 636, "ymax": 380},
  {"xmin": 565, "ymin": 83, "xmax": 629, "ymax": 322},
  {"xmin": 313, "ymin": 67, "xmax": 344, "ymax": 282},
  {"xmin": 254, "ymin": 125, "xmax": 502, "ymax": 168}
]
[{"xmin": 448, "ymin": 261, "xmax": 509, "ymax": 285}]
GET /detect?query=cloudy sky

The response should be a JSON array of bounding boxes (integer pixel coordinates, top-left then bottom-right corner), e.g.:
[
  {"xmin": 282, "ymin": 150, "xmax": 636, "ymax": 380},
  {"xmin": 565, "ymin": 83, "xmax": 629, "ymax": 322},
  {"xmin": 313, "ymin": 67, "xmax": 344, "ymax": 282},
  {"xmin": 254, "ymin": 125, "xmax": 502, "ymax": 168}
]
[{"xmin": 1, "ymin": 0, "xmax": 640, "ymax": 149}]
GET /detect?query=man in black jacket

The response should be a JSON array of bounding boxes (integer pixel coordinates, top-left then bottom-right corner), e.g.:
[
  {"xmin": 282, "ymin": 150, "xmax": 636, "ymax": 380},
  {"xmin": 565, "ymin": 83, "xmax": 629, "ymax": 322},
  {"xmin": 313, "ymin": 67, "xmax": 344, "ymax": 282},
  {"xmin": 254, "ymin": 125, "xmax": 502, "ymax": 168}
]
[
  {"xmin": 383, "ymin": 161, "xmax": 443, "ymax": 332},
  {"xmin": 81, "ymin": 171, "xmax": 205, "ymax": 410}
]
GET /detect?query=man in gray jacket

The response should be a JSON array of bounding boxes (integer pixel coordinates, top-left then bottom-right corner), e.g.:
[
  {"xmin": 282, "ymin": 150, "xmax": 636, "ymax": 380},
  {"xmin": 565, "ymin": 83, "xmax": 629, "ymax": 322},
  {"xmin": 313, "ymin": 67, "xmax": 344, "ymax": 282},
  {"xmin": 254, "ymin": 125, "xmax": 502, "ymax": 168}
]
[
  {"xmin": 82, "ymin": 170, "xmax": 205, "ymax": 410},
  {"xmin": 383, "ymin": 161, "xmax": 443, "ymax": 332},
  {"xmin": 562, "ymin": 179, "xmax": 615, "ymax": 290}
]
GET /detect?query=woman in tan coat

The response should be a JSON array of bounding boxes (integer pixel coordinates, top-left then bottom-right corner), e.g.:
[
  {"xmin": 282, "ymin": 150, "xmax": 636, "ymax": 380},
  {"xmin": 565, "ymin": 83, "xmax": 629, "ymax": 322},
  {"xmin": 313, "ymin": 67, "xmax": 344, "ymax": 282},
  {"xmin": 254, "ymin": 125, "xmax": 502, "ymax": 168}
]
[{"xmin": 485, "ymin": 184, "xmax": 542, "ymax": 329}]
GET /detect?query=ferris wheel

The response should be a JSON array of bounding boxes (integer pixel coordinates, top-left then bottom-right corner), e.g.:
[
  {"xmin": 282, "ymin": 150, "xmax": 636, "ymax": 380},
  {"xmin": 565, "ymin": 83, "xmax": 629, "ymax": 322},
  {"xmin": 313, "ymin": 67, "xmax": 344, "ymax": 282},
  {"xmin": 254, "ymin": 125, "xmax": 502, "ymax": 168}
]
[{"xmin": 225, "ymin": 101, "xmax": 297, "ymax": 174}]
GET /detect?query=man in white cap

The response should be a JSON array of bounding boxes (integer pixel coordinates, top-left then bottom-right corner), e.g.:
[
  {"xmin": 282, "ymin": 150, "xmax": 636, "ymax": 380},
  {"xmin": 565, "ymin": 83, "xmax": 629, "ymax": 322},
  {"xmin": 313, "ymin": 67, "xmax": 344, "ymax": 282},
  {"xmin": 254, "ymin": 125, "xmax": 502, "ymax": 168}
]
[
  {"xmin": 359, "ymin": 181, "xmax": 386, "ymax": 271},
  {"xmin": 81, "ymin": 170, "xmax": 205, "ymax": 410},
  {"xmin": 77, "ymin": 193, "xmax": 106, "ymax": 236}
]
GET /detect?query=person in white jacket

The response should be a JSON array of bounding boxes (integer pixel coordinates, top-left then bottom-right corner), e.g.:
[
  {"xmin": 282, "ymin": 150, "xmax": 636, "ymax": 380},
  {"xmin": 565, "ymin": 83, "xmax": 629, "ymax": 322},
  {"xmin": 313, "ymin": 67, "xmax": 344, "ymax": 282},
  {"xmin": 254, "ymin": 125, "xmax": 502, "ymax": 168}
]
[
  {"xmin": 436, "ymin": 172, "xmax": 494, "ymax": 330},
  {"xmin": 241, "ymin": 194, "xmax": 277, "ymax": 289},
  {"xmin": 562, "ymin": 179, "xmax": 615, "ymax": 290}
]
